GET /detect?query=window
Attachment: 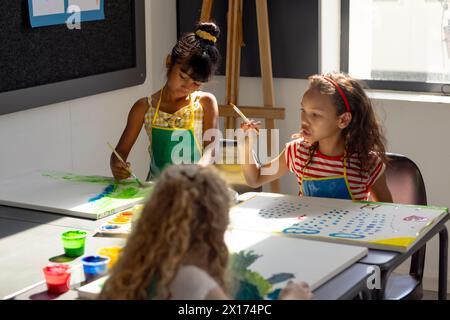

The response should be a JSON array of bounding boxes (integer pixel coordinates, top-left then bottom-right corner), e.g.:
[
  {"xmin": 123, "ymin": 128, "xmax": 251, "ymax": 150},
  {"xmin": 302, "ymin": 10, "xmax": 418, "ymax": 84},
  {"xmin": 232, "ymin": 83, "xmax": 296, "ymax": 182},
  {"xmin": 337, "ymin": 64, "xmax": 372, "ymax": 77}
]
[{"xmin": 341, "ymin": 0, "xmax": 450, "ymax": 94}]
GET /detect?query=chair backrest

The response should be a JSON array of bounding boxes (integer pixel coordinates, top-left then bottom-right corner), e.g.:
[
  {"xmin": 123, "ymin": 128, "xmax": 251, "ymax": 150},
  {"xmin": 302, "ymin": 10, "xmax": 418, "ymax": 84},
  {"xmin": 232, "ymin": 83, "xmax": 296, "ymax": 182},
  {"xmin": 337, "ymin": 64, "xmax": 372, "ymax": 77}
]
[
  {"xmin": 214, "ymin": 139, "xmax": 262, "ymax": 194},
  {"xmin": 384, "ymin": 153, "xmax": 427, "ymax": 206},
  {"xmin": 384, "ymin": 153, "xmax": 427, "ymax": 279}
]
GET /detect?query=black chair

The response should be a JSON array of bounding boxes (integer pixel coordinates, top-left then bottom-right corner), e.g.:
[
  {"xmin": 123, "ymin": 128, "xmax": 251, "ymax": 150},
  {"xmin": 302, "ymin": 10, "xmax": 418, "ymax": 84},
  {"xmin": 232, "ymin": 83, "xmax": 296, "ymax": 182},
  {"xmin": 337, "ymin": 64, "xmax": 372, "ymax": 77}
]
[
  {"xmin": 381, "ymin": 153, "xmax": 428, "ymax": 300},
  {"xmin": 214, "ymin": 139, "xmax": 262, "ymax": 194}
]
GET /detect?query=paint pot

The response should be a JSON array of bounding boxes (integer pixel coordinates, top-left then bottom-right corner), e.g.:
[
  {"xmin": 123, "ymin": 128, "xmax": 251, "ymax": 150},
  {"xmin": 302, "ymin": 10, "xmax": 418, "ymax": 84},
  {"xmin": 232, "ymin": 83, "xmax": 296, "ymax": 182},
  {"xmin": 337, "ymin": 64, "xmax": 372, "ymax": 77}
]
[
  {"xmin": 97, "ymin": 246, "xmax": 123, "ymax": 269},
  {"xmin": 131, "ymin": 204, "xmax": 144, "ymax": 230},
  {"xmin": 108, "ymin": 216, "xmax": 131, "ymax": 224},
  {"xmin": 81, "ymin": 255, "xmax": 110, "ymax": 282},
  {"xmin": 100, "ymin": 224, "xmax": 121, "ymax": 232},
  {"xmin": 61, "ymin": 230, "xmax": 87, "ymax": 257},
  {"xmin": 117, "ymin": 211, "xmax": 134, "ymax": 218},
  {"xmin": 43, "ymin": 264, "xmax": 71, "ymax": 294},
  {"xmin": 134, "ymin": 203, "xmax": 144, "ymax": 211}
]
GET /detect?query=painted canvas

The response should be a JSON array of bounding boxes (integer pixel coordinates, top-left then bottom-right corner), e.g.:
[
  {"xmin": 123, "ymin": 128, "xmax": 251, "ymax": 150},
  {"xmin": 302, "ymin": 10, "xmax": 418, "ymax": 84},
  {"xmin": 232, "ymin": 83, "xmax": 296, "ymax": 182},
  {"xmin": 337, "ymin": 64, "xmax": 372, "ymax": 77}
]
[
  {"xmin": 230, "ymin": 193, "xmax": 449, "ymax": 252},
  {"xmin": 225, "ymin": 230, "xmax": 368, "ymax": 299},
  {"xmin": 77, "ymin": 230, "xmax": 367, "ymax": 300},
  {"xmin": 0, "ymin": 171, "xmax": 152, "ymax": 220}
]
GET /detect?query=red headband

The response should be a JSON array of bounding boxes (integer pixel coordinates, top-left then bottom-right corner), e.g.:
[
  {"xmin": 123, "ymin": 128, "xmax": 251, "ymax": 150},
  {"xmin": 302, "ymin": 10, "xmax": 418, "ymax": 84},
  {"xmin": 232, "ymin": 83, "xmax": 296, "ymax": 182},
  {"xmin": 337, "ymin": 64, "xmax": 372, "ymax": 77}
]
[{"xmin": 323, "ymin": 76, "xmax": 351, "ymax": 114}]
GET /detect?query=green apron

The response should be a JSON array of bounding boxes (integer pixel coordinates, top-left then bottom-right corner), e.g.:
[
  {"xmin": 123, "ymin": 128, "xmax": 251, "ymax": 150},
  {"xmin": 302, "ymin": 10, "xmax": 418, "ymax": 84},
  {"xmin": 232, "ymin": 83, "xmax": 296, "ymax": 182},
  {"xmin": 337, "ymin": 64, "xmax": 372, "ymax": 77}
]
[{"xmin": 147, "ymin": 89, "xmax": 202, "ymax": 180}]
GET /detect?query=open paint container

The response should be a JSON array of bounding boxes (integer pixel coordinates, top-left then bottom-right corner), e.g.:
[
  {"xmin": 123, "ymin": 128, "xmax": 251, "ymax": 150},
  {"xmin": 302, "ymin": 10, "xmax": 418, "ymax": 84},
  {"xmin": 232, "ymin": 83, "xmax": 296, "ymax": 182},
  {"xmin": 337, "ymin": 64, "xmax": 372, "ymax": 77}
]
[
  {"xmin": 97, "ymin": 246, "xmax": 123, "ymax": 269},
  {"xmin": 61, "ymin": 230, "xmax": 87, "ymax": 257},
  {"xmin": 81, "ymin": 255, "xmax": 110, "ymax": 282},
  {"xmin": 43, "ymin": 264, "xmax": 71, "ymax": 294}
]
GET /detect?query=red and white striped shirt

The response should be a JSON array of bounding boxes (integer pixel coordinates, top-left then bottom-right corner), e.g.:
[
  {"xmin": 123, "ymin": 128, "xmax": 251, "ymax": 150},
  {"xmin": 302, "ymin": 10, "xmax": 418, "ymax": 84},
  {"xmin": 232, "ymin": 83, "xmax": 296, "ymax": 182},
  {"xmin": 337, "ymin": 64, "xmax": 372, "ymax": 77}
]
[{"xmin": 285, "ymin": 139, "xmax": 385, "ymax": 201}]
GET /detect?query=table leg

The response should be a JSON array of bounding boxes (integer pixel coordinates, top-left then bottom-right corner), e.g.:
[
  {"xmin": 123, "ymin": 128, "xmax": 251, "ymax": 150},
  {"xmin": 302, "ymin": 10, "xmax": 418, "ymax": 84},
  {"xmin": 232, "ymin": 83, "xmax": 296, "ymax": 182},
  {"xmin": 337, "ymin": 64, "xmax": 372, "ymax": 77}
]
[{"xmin": 439, "ymin": 227, "xmax": 448, "ymax": 300}]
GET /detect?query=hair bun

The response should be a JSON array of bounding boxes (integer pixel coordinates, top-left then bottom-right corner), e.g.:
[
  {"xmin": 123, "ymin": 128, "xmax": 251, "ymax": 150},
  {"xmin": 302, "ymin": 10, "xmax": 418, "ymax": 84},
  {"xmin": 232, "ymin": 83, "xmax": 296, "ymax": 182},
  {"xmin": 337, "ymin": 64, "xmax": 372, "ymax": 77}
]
[{"xmin": 195, "ymin": 22, "xmax": 220, "ymax": 44}]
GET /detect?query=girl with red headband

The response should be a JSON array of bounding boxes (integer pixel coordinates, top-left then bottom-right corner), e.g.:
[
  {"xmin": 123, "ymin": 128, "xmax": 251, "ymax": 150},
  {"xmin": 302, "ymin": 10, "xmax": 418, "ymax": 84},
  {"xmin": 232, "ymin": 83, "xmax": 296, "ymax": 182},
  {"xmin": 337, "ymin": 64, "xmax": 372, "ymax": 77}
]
[{"xmin": 240, "ymin": 72, "xmax": 392, "ymax": 202}]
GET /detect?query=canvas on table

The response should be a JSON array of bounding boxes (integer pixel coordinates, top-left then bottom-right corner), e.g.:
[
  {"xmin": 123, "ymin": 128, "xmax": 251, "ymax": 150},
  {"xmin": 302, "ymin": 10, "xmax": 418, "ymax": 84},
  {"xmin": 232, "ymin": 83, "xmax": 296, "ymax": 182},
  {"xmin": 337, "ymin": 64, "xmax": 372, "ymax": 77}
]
[
  {"xmin": 230, "ymin": 193, "xmax": 448, "ymax": 252},
  {"xmin": 225, "ymin": 229, "xmax": 368, "ymax": 298},
  {"xmin": 0, "ymin": 171, "xmax": 152, "ymax": 220}
]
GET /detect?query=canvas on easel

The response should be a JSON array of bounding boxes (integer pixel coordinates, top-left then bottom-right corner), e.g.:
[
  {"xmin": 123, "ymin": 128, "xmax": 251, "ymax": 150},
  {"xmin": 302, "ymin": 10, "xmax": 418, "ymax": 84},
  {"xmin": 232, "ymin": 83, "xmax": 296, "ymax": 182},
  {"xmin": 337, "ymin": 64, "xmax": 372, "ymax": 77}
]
[
  {"xmin": 0, "ymin": 171, "xmax": 152, "ymax": 220},
  {"xmin": 229, "ymin": 193, "xmax": 449, "ymax": 252}
]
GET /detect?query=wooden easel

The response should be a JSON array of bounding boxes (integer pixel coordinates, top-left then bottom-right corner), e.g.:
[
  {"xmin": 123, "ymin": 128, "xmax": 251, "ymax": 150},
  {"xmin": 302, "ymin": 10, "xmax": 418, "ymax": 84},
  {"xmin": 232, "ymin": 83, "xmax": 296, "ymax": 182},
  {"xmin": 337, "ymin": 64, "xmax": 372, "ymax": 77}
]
[{"xmin": 200, "ymin": 0, "xmax": 285, "ymax": 193}]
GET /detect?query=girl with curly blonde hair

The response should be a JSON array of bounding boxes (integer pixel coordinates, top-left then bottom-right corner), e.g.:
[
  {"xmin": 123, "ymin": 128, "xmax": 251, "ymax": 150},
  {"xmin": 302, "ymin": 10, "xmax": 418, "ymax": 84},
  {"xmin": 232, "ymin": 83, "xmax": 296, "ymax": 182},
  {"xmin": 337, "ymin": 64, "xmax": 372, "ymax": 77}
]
[{"xmin": 99, "ymin": 165, "xmax": 313, "ymax": 300}]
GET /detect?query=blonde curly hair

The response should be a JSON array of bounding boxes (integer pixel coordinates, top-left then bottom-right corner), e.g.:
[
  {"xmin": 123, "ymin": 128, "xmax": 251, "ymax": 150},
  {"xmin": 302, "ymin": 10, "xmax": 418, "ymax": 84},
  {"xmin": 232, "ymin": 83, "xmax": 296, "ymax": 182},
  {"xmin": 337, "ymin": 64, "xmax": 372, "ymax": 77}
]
[{"xmin": 99, "ymin": 165, "xmax": 231, "ymax": 299}]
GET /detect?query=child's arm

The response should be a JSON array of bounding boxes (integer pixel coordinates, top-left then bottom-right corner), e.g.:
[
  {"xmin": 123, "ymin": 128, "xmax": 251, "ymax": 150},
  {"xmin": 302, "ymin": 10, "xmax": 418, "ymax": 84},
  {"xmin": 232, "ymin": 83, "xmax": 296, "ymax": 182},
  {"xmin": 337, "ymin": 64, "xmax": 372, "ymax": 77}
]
[
  {"xmin": 205, "ymin": 286, "xmax": 230, "ymax": 300},
  {"xmin": 110, "ymin": 98, "xmax": 148, "ymax": 180},
  {"xmin": 205, "ymin": 281, "xmax": 314, "ymax": 300},
  {"xmin": 279, "ymin": 281, "xmax": 314, "ymax": 300},
  {"xmin": 239, "ymin": 121, "xmax": 289, "ymax": 188},
  {"xmin": 198, "ymin": 92, "xmax": 219, "ymax": 166},
  {"xmin": 369, "ymin": 172, "xmax": 393, "ymax": 203}
]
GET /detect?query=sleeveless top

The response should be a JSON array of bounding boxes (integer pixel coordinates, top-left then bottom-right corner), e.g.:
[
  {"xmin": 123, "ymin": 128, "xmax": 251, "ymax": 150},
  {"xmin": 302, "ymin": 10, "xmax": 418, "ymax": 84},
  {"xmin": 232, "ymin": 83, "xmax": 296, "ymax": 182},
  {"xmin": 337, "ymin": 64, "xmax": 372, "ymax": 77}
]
[{"xmin": 168, "ymin": 265, "xmax": 220, "ymax": 300}]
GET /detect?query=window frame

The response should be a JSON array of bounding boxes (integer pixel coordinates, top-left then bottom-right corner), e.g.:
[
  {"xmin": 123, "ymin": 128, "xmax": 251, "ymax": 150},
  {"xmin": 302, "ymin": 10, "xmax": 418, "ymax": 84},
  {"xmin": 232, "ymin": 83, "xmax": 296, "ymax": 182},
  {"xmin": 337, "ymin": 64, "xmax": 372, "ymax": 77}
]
[{"xmin": 340, "ymin": 0, "xmax": 450, "ymax": 94}]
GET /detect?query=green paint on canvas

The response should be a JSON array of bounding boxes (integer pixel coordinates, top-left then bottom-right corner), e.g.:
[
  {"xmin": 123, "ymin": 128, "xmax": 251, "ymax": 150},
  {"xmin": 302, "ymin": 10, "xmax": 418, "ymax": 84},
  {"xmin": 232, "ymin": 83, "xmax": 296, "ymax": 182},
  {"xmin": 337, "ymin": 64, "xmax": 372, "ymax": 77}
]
[
  {"xmin": 43, "ymin": 172, "xmax": 142, "ymax": 188},
  {"xmin": 229, "ymin": 250, "xmax": 273, "ymax": 299},
  {"xmin": 42, "ymin": 171, "xmax": 153, "ymax": 214}
]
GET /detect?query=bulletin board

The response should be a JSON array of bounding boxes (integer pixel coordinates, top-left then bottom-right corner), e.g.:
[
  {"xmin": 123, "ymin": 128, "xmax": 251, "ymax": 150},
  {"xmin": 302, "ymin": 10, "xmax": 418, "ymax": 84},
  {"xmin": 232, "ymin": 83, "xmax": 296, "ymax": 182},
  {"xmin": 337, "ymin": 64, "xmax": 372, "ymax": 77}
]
[
  {"xmin": 176, "ymin": 0, "xmax": 319, "ymax": 79},
  {"xmin": 0, "ymin": 0, "xmax": 146, "ymax": 116}
]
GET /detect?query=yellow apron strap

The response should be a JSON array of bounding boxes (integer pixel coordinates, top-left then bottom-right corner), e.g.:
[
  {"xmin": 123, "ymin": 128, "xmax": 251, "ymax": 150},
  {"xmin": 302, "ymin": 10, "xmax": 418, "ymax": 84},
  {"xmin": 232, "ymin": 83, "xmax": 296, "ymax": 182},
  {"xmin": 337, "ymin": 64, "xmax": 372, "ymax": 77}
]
[
  {"xmin": 343, "ymin": 156, "xmax": 348, "ymax": 178},
  {"xmin": 188, "ymin": 93, "xmax": 203, "ymax": 152},
  {"xmin": 342, "ymin": 155, "xmax": 356, "ymax": 200},
  {"xmin": 152, "ymin": 87, "xmax": 164, "ymax": 125},
  {"xmin": 185, "ymin": 93, "xmax": 200, "ymax": 127}
]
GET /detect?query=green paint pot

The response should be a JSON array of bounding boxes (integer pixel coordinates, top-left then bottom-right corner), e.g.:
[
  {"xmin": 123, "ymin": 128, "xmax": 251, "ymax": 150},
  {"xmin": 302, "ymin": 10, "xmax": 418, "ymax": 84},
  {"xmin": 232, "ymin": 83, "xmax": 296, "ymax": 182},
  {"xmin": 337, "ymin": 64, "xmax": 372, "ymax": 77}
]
[{"xmin": 61, "ymin": 230, "xmax": 87, "ymax": 257}]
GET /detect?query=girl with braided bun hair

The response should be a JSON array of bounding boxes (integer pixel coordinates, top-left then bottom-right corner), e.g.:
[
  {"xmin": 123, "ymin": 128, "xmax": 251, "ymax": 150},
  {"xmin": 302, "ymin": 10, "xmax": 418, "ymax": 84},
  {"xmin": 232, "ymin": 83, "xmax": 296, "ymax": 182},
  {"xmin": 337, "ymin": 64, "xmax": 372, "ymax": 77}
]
[
  {"xmin": 110, "ymin": 22, "xmax": 222, "ymax": 182},
  {"xmin": 100, "ymin": 165, "xmax": 313, "ymax": 300}
]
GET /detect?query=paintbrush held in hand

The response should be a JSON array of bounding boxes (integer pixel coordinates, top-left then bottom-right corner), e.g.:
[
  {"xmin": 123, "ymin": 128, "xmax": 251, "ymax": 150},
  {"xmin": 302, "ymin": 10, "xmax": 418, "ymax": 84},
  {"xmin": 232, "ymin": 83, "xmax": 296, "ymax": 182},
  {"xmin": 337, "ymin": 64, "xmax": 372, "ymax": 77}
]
[{"xmin": 107, "ymin": 142, "xmax": 148, "ymax": 188}]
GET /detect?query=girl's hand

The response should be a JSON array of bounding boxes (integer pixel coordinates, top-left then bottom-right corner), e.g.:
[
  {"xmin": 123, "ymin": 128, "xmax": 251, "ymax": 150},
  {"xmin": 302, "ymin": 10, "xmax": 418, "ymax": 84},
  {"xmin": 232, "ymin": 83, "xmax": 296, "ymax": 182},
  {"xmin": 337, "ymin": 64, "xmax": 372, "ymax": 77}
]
[
  {"xmin": 279, "ymin": 281, "xmax": 314, "ymax": 300},
  {"xmin": 110, "ymin": 156, "xmax": 131, "ymax": 180},
  {"xmin": 240, "ymin": 120, "xmax": 261, "ymax": 145},
  {"xmin": 240, "ymin": 120, "xmax": 261, "ymax": 134}
]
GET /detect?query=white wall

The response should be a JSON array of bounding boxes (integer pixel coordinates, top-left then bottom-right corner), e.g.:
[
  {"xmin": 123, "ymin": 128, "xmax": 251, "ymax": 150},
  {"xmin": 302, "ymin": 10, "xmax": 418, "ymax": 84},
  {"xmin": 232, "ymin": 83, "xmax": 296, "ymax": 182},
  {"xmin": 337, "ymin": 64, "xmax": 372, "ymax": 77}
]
[
  {"xmin": 0, "ymin": 2, "xmax": 159, "ymax": 181},
  {"xmin": 0, "ymin": 0, "xmax": 448, "ymax": 293}
]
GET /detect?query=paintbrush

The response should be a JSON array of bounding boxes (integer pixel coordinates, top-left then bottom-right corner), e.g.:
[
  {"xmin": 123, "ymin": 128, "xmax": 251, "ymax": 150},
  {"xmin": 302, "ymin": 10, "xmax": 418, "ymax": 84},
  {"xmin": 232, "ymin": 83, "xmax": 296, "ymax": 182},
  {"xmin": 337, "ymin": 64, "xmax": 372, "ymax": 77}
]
[
  {"xmin": 230, "ymin": 103, "xmax": 259, "ymax": 135},
  {"xmin": 230, "ymin": 103, "xmax": 251, "ymax": 124},
  {"xmin": 107, "ymin": 142, "xmax": 148, "ymax": 188}
]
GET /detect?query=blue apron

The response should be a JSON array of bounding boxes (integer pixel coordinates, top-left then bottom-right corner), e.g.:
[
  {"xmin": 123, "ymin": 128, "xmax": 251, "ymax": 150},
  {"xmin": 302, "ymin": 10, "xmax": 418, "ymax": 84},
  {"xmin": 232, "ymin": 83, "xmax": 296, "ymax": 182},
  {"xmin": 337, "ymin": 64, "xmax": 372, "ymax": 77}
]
[{"xmin": 301, "ymin": 157, "xmax": 353, "ymax": 200}]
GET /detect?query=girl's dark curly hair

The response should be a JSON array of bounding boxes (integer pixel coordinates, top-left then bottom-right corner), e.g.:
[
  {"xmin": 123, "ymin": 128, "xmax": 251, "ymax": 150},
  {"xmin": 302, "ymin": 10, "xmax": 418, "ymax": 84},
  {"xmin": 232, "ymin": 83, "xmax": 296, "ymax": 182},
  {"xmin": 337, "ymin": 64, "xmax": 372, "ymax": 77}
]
[{"xmin": 307, "ymin": 72, "xmax": 388, "ymax": 170}]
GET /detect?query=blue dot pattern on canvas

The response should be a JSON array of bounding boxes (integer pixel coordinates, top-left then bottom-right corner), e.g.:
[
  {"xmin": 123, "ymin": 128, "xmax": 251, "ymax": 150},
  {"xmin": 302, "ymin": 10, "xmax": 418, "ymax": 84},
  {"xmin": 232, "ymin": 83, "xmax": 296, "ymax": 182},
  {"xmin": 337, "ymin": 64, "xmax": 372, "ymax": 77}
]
[
  {"xmin": 259, "ymin": 200, "xmax": 309, "ymax": 218},
  {"xmin": 282, "ymin": 208, "xmax": 389, "ymax": 239}
]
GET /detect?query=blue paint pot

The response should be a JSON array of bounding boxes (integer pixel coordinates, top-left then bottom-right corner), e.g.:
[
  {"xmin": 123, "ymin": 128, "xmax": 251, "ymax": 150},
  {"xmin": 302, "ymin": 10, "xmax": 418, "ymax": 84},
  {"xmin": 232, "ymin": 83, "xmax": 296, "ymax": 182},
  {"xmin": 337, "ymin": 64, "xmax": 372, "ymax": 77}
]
[
  {"xmin": 100, "ymin": 224, "xmax": 121, "ymax": 231},
  {"xmin": 81, "ymin": 255, "xmax": 110, "ymax": 282}
]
